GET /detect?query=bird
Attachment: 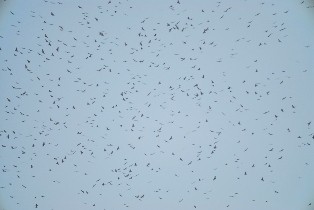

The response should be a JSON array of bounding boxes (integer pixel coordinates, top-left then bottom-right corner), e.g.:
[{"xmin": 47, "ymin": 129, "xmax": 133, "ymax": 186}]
[{"xmin": 0, "ymin": 1, "xmax": 313, "ymax": 209}]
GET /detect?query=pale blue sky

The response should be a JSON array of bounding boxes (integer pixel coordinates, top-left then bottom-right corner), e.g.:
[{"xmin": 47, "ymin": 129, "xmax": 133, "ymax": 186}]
[{"xmin": 1, "ymin": 0, "xmax": 314, "ymax": 210}]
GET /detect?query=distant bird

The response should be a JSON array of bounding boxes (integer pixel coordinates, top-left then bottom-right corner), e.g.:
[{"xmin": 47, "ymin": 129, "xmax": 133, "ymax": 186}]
[{"xmin": 0, "ymin": 1, "xmax": 313, "ymax": 209}]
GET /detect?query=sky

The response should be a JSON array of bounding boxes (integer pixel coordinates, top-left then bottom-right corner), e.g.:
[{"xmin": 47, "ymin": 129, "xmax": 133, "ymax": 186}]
[{"xmin": 0, "ymin": 0, "xmax": 314, "ymax": 210}]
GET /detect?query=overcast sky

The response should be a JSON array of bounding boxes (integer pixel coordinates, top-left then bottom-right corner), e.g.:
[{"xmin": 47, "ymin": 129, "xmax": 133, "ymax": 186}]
[{"xmin": 1, "ymin": 0, "xmax": 314, "ymax": 210}]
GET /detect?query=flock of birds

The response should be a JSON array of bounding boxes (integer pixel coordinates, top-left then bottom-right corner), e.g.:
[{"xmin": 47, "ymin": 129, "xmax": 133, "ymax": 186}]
[{"xmin": 0, "ymin": 0, "xmax": 314, "ymax": 209}]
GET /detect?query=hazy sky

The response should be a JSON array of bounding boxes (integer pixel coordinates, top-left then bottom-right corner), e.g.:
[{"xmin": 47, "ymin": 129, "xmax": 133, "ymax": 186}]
[{"xmin": 1, "ymin": 0, "xmax": 314, "ymax": 210}]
